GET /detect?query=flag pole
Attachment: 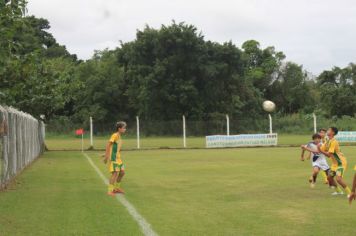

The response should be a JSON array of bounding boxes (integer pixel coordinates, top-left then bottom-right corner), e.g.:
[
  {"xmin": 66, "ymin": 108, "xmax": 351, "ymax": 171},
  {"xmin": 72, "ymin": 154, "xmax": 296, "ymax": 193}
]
[{"xmin": 81, "ymin": 132, "xmax": 84, "ymax": 152}]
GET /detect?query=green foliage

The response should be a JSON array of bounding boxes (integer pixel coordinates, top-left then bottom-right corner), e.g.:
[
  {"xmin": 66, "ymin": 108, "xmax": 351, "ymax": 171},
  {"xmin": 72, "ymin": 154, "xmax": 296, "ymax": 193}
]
[
  {"xmin": 2, "ymin": 2, "xmax": 356, "ymax": 125},
  {"xmin": 267, "ymin": 62, "xmax": 316, "ymax": 114},
  {"xmin": 317, "ymin": 64, "xmax": 356, "ymax": 117},
  {"xmin": 0, "ymin": 0, "xmax": 78, "ymax": 118}
]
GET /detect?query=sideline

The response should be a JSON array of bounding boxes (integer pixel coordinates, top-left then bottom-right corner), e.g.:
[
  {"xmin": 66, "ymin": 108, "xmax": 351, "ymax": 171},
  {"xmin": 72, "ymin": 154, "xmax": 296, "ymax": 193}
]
[{"xmin": 82, "ymin": 152, "xmax": 158, "ymax": 236}]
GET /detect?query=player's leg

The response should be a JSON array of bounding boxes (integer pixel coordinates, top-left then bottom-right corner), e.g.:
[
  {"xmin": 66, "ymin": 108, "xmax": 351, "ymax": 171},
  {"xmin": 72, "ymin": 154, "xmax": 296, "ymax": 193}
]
[
  {"xmin": 108, "ymin": 162, "xmax": 119, "ymax": 195},
  {"xmin": 335, "ymin": 167, "xmax": 351, "ymax": 196},
  {"xmin": 114, "ymin": 165, "xmax": 125, "ymax": 194},
  {"xmin": 321, "ymin": 170, "xmax": 329, "ymax": 184},
  {"xmin": 117, "ymin": 169, "xmax": 125, "ymax": 184},
  {"xmin": 328, "ymin": 170, "xmax": 343, "ymax": 195},
  {"xmin": 310, "ymin": 166, "xmax": 319, "ymax": 188},
  {"xmin": 324, "ymin": 169, "xmax": 332, "ymax": 187},
  {"xmin": 318, "ymin": 159, "xmax": 330, "ymax": 185}
]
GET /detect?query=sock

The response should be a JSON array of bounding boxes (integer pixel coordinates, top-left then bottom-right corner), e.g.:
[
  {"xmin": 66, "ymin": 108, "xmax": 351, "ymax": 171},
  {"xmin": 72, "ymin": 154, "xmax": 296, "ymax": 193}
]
[
  {"xmin": 321, "ymin": 171, "xmax": 328, "ymax": 182},
  {"xmin": 114, "ymin": 182, "xmax": 121, "ymax": 189},
  {"xmin": 344, "ymin": 186, "xmax": 351, "ymax": 195},
  {"xmin": 335, "ymin": 186, "xmax": 343, "ymax": 193},
  {"xmin": 108, "ymin": 184, "xmax": 114, "ymax": 193}
]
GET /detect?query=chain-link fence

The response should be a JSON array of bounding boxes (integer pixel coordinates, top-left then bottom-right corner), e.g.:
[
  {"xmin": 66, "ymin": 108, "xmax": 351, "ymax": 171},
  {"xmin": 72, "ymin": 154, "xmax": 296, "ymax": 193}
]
[
  {"xmin": 43, "ymin": 113, "xmax": 356, "ymax": 150},
  {"xmin": 0, "ymin": 105, "xmax": 45, "ymax": 190}
]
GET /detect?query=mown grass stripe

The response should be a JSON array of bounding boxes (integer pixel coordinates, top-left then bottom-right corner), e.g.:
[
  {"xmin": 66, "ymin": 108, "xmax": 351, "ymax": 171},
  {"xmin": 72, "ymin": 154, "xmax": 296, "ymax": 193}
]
[{"xmin": 82, "ymin": 152, "xmax": 158, "ymax": 236}]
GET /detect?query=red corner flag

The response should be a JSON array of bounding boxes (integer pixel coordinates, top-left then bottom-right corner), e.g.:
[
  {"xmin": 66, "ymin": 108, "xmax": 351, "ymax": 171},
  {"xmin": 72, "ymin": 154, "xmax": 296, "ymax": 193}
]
[{"xmin": 75, "ymin": 128, "xmax": 84, "ymax": 135}]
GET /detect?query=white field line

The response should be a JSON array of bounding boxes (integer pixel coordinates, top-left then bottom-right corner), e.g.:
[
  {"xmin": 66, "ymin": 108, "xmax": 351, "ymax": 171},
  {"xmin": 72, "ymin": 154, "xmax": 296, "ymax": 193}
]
[{"xmin": 82, "ymin": 153, "xmax": 158, "ymax": 236}]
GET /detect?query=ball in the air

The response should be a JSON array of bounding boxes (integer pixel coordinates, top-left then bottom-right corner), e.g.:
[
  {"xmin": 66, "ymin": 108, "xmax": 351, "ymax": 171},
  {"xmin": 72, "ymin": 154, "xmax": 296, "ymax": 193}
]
[{"xmin": 262, "ymin": 100, "xmax": 276, "ymax": 113}]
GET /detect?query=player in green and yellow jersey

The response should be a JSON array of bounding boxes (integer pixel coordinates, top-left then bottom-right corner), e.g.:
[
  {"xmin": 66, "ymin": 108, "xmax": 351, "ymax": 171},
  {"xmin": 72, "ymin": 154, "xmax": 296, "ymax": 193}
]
[
  {"xmin": 103, "ymin": 121, "xmax": 127, "ymax": 196},
  {"xmin": 319, "ymin": 127, "xmax": 351, "ymax": 197}
]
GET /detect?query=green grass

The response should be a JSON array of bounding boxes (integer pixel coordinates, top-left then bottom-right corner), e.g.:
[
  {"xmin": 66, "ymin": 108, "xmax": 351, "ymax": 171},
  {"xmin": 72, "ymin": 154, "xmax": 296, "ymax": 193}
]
[
  {"xmin": 1, "ymin": 147, "xmax": 356, "ymax": 235},
  {"xmin": 0, "ymin": 152, "xmax": 142, "ymax": 235},
  {"xmin": 45, "ymin": 134, "xmax": 311, "ymax": 150}
]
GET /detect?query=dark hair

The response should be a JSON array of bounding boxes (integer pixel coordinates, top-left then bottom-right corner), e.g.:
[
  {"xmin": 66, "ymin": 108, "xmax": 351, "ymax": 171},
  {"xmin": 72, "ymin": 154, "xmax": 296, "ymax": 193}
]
[
  {"xmin": 312, "ymin": 133, "xmax": 321, "ymax": 140},
  {"xmin": 319, "ymin": 128, "xmax": 327, "ymax": 132},
  {"xmin": 329, "ymin": 127, "xmax": 338, "ymax": 135},
  {"xmin": 115, "ymin": 121, "xmax": 127, "ymax": 131}
]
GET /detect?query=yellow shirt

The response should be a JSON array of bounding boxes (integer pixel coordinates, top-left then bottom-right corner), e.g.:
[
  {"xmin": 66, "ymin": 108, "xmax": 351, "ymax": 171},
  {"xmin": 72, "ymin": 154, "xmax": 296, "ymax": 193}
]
[
  {"xmin": 321, "ymin": 138, "xmax": 346, "ymax": 168},
  {"xmin": 322, "ymin": 136, "xmax": 328, "ymax": 144},
  {"xmin": 109, "ymin": 133, "xmax": 122, "ymax": 164}
]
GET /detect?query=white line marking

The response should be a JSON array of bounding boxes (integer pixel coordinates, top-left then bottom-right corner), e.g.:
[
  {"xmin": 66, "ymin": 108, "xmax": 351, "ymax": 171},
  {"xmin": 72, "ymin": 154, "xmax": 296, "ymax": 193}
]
[{"xmin": 82, "ymin": 153, "xmax": 158, "ymax": 236}]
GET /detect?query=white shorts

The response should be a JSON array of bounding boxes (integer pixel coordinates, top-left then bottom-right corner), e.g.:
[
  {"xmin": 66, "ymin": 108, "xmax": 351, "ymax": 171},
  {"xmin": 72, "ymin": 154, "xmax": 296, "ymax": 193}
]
[{"xmin": 312, "ymin": 158, "xmax": 330, "ymax": 171}]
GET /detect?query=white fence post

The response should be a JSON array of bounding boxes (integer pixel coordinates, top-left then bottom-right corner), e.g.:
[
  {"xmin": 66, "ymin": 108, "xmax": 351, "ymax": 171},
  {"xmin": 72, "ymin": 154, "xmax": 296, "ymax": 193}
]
[
  {"xmin": 269, "ymin": 114, "xmax": 273, "ymax": 134},
  {"xmin": 136, "ymin": 116, "xmax": 140, "ymax": 149},
  {"xmin": 81, "ymin": 133, "xmax": 84, "ymax": 152},
  {"xmin": 90, "ymin": 116, "xmax": 93, "ymax": 148},
  {"xmin": 226, "ymin": 114, "xmax": 230, "ymax": 136},
  {"xmin": 313, "ymin": 113, "xmax": 317, "ymax": 133},
  {"xmin": 183, "ymin": 115, "xmax": 186, "ymax": 148}
]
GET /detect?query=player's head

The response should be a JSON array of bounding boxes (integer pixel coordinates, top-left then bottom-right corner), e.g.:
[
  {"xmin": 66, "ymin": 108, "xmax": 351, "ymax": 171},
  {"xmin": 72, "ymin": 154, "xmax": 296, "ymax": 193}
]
[
  {"xmin": 312, "ymin": 133, "xmax": 321, "ymax": 143},
  {"xmin": 116, "ymin": 121, "xmax": 127, "ymax": 134},
  {"xmin": 318, "ymin": 128, "xmax": 327, "ymax": 138},
  {"xmin": 327, "ymin": 127, "xmax": 338, "ymax": 137}
]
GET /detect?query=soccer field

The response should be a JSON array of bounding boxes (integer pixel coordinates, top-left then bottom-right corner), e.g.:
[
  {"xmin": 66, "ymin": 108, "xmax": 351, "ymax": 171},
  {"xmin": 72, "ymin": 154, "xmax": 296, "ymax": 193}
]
[{"xmin": 1, "ymin": 147, "xmax": 356, "ymax": 235}]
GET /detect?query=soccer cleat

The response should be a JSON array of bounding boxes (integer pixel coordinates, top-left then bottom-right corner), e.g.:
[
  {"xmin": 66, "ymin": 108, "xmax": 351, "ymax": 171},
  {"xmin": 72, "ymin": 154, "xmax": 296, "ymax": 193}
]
[
  {"xmin": 331, "ymin": 191, "xmax": 344, "ymax": 196},
  {"xmin": 310, "ymin": 183, "xmax": 315, "ymax": 188},
  {"xmin": 113, "ymin": 188, "xmax": 125, "ymax": 194},
  {"xmin": 347, "ymin": 194, "xmax": 351, "ymax": 199},
  {"xmin": 107, "ymin": 191, "xmax": 115, "ymax": 196}
]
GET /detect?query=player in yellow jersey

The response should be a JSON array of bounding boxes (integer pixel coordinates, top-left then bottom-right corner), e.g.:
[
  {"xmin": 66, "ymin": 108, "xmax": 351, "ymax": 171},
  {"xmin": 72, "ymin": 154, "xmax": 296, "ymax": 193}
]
[
  {"xmin": 349, "ymin": 166, "xmax": 356, "ymax": 204},
  {"xmin": 319, "ymin": 127, "xmax": 351, "ymax": 197},
  {"xmin": 103, "ymin": 121, "xmax": 127, "ymax": 196}
]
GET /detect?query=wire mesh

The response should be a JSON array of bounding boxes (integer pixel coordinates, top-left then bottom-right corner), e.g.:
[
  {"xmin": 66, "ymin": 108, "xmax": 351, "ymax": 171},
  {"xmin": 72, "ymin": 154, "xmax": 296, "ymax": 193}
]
[
  {"xmin": 43, "ymin": 114, "xmax": 356, "ymax": 150},
  {"xmin": 0, "ymin": 105, "xmax": 45, "ymax": 190}
]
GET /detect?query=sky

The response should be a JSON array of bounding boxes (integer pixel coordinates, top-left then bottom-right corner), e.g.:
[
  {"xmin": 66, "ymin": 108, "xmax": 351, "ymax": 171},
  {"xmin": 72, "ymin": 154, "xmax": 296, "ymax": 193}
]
[{"xmin": 27, "ymin": 0, "xmax": 356, "ymax": 75}]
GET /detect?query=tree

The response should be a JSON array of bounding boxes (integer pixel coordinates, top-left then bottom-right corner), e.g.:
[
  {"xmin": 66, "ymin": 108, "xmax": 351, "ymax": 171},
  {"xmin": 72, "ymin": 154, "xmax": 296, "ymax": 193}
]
[
  {"xmin": 267, "ymin": 62, "xmax": 315, "ymax": 114},
  {"xmin": 0, "ymin": 0, "xmax": 78, "ymax": 119},
  {"xmin": 318, "ymin": 66, "xmax": 356, "ymax": 117}
]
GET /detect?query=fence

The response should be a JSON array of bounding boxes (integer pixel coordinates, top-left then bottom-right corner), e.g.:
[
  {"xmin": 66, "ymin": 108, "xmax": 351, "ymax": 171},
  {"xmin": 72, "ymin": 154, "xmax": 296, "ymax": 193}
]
[
  {"xmin": 44, "ymin": 113, "xmax": 356, "ymax": 150},
  {"xmin": 0, "ymin": 105, "xmax": 45, "ymax": 190}
]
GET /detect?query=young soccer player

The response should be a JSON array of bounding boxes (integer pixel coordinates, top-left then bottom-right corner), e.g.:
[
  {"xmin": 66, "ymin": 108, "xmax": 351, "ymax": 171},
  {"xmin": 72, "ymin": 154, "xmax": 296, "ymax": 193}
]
[
  {"xmin": 318, "ymin": 127, "xmax": 351, "ymax": 197},
  {"xmin": 103, "ymin": 121, "xmax": 127, "ymax": 196},
  {"xmin": 318, "ymin": 128, "xmax": 329, "ymax": 184},
  {"xmin": 348, "ymin": 166, "xmax": 356, "ymax": 204},
  {"xmin": 301, "ymin": 133, "xmax": 330, "ymax": 188}
]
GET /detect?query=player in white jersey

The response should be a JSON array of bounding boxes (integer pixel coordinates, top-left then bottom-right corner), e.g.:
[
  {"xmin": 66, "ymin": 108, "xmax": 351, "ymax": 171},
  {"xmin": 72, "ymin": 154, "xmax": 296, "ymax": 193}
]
[
  {"xmin": 301, "ymin": 133, "xmax": 330, "ymax": 188},
  {"xmin": 318, "ymin": 128, "xmax": 329, "ymax": 184}
]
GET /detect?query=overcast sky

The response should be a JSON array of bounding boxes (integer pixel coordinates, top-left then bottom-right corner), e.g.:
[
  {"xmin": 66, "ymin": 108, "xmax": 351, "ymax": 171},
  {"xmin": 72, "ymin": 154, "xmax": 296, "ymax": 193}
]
[{"xmin": 27, "ymin": 0, "xmax": 356, "ymax": 75}]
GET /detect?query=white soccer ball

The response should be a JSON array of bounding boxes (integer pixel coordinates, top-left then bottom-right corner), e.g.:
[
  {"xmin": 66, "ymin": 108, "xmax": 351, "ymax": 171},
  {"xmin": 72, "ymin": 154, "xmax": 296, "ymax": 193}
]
[{"xmin": 262, "ymin": 100, "xmax": 276, "ymax": 113}]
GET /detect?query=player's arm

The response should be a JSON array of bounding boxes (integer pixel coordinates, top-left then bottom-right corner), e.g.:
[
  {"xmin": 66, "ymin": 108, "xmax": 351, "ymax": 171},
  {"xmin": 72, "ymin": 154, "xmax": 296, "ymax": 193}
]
[
  {"xmin": 301, "ymin": 144, "xmax": 318, "ymax": 155},
  {"xmin": 104, "ymin": 142, "xmax": 113, "ymax": 164},
  {"xmin": 349, "ymin": 173, "xmax": 356, "ymax": 204},
  {"xmin": 318, "ymin": 143, "xmax": 333, "ymax": 158},
  {"xmin": 301, "ymin": 146, "xmax": 316, "ymax": 153},
  {"xmin": 300, "ymin": 145, "xmax": 306, "ymax": 161},
  {"xmin": 318, "ymin": 148, "xmax": 332, "ymax": 157}
]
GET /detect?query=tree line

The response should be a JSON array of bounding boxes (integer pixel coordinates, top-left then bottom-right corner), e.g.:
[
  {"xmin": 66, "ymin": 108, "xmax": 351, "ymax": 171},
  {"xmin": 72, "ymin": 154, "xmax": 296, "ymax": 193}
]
[{"xmin": 1, "ymin": 0, "xmax": 356, "ymax": 127}]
